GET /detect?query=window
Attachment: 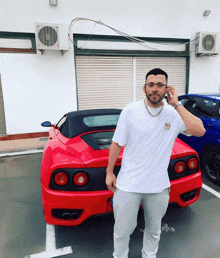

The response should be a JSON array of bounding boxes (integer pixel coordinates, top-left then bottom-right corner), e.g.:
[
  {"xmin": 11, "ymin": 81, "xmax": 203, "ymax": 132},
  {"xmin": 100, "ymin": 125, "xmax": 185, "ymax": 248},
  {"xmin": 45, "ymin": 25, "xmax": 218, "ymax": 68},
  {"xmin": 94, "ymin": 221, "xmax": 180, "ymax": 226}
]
[
  {"xmin": 179, "ymin": 97, "xmax": 191, "ymax": 108},
  {"xmin": 83, "ymin": 115, "xmax": 120, "ymax": 127},
  {"xmin": 190, "ymin": 98, "xmax": 218, "ymax": 118},
  {"xmin": 56, "ymin": 115, "xmax": 67, "ymax": 129},
  {"xmin": 0, "ymin": 32, "xmax": 36, "ymax": 54},
  {"xmin": 179, "ymin": 96, "xmax": 196, "ymax": 112}
]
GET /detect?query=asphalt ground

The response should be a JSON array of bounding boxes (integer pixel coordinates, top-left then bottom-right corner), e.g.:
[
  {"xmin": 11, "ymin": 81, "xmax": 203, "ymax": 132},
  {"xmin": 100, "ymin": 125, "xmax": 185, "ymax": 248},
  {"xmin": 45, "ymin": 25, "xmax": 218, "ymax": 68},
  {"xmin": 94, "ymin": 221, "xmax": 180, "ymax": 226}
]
[{"xmin": 0, "ymin": 152, "xmax": 220, "ymax": 258}]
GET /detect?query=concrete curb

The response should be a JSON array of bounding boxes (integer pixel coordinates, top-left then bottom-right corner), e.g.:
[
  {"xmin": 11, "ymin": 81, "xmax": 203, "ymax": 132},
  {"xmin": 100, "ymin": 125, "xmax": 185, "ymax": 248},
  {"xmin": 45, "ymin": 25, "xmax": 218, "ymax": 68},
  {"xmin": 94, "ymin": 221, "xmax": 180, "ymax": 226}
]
[
  {"xmin": 0, "ymin": 149, "xmax": 44, "ymax": 158},
  {"xmin": 0, "ymin": 137, "xmax": 47, "ymax": 156},
  {"xmin": 0, "ymin": 145, "xmax": 45, "ymax": 154}
]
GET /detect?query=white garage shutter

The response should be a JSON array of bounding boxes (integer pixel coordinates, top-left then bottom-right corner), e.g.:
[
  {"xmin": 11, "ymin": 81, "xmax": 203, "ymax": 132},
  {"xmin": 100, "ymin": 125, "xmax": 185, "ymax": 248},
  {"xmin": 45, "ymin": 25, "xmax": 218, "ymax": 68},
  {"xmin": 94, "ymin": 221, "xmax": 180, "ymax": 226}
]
[
  {"xmin": 136, "ymin": 57, "xmax": 187, "ymax": 101},
  {"xmin": 0, "ymin": 75, "xmax": 6, "ymax": 136},
  {"xmin": 75, "ymin": 56, "xmax": 133, "ymax": 110},
  {"xmin": 75, "ymin": 56, "xmax": 187, "ymax": 110}
]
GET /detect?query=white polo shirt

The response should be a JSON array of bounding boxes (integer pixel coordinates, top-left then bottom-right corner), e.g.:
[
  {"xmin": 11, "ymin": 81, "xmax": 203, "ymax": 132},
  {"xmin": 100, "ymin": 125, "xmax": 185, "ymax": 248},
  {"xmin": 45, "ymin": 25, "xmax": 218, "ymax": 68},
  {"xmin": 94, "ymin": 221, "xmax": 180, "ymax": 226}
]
[{"xmin": 112, "ymin": 100, "xmax": 187, "ymax": 193}]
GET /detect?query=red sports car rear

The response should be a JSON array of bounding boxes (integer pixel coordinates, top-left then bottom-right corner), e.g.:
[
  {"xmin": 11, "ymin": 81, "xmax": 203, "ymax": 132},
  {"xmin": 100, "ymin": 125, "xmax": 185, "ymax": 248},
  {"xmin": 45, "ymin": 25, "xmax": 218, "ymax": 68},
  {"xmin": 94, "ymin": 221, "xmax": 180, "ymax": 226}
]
[{"xmin": 40, "ymin": 109, "xmax": 202, "ymax": 226}]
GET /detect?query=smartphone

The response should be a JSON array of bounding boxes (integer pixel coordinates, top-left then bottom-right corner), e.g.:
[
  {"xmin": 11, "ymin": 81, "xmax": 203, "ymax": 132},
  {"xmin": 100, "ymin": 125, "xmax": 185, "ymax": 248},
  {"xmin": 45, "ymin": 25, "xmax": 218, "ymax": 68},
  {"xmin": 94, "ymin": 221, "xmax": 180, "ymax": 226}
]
[{"xmin": 165, "ymin": 92, "xmax": 172, "ymax": 98}]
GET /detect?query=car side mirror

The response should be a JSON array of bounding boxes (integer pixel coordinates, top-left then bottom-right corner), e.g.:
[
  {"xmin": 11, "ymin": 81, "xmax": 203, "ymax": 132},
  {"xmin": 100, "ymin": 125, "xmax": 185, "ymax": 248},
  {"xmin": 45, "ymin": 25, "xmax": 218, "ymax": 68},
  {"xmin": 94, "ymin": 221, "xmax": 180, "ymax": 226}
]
[{"xmin": 41, "ymin": 121, "xmax": 52, "ymax": 127}]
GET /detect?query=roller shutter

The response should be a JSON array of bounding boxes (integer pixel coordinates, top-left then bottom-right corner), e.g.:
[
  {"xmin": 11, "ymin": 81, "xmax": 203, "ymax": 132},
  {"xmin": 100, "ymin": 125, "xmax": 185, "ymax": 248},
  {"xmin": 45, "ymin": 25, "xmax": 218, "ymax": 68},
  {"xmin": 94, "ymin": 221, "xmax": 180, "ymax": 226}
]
[
  {"xmin": 136, "ymin": 57, "xmax": 187, "ymax": 101},
  {"xmin": 75, "ymin": 56, "xmax": 133, "ymax": 110},
  {"xmin": 0, "ymin": 75, "xmax": 6, "ymax": 136},
  {"xmin": 75, "ymin": 56, "xmax": 187, "ymax": 110}
]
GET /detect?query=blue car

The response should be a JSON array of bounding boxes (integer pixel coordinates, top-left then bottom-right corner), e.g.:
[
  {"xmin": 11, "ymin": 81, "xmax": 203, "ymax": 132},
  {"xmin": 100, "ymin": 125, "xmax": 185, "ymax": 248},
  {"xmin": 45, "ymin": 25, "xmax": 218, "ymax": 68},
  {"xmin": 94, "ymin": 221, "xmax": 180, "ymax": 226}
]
[{"xmin": 178, "ymin": 94, "xmax": 220, "ymax": 185}]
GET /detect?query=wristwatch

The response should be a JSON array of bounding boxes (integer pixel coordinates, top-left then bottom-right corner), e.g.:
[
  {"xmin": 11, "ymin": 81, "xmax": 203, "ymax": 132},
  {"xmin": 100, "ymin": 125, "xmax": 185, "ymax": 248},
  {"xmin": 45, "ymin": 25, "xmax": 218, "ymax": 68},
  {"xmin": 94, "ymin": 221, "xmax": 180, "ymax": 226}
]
[{"xmin": 174, "ymin": 101, "xmax": 182, "ymax": 110}]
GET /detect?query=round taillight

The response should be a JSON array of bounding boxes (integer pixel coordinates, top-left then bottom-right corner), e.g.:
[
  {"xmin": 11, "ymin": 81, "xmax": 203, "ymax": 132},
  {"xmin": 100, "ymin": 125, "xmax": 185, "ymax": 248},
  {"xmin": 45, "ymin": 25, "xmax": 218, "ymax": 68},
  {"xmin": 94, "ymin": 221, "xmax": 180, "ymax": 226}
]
[
  {"xmin": 54, "ymin": 172, "xmax": 68, "ymax": 186},
  {"xmin": 174, "ymin": 161, "xmax": 186, "ymax": 174},
  {"xmin": 187, "ymin": 157, "xmax": 198, "ymax": 170},
  {"xmin": 73, "ymin": 172, "xmax": 88, "ymax": 186}
]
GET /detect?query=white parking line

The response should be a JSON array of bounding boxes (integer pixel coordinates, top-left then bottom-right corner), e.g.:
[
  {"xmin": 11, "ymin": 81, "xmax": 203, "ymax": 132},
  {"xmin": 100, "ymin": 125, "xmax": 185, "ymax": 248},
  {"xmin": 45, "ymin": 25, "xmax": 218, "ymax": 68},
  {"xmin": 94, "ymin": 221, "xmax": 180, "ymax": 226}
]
[
  {"xmin": 24, "ymin": 223, "xmax": 73, "ymax": 258},
  {"xmin": 0, "ymin": 149, "xmax": 44, "ymax": 158},
  {"xmin": 202, "ymin": 183, "xmax": 220, "ymax": 199}
]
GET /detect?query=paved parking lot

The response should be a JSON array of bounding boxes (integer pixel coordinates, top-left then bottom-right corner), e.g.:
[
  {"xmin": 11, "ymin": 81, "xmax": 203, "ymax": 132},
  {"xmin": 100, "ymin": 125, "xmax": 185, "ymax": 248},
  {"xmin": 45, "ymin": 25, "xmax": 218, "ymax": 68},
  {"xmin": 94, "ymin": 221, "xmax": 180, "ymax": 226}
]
[{"xmin": 0, "ymin": 153, "xmax": 220, "ymax": 258}]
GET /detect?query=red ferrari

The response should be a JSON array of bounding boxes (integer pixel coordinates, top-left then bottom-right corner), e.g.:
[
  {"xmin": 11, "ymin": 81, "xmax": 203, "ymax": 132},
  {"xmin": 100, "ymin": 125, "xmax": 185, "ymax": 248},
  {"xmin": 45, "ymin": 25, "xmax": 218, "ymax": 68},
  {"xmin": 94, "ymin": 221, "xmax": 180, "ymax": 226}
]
[{"xmin": 41, "ymin": 109, "xmax": 202, "ymax": 226}]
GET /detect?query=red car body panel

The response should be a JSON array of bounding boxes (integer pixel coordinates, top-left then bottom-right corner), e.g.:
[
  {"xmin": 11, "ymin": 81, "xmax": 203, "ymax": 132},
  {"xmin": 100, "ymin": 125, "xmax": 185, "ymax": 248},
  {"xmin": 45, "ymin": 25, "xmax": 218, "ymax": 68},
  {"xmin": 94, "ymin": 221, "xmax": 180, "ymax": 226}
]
[
  {"xmin": 172, "ymin": 138, "xmax": 197, "ymax": 158},
  {"xmin": 40, "ymin": 114, "xmax": 203, "ymax": 226},
  {"xmin": 41, "ymin": 174, "xmax": 202, "ymax": 226}
]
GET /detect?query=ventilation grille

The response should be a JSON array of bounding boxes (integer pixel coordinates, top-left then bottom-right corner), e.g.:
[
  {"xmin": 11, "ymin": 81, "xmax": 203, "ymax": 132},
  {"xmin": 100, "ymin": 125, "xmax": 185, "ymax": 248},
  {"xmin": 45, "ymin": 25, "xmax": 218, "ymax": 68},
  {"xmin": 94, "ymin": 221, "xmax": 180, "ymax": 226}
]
[
  {"xmin": 202, "ymin": 34, "xmax": 215, "ymax": 51},
  {"xmin": 195, "ymin": 32, "xmax": 218, "ymax": 55},
  {"xmin": 35, "ymin": 23, "xmax": 69, "ymax": 51},
  {"xmin": 38, "ymin": 26, "xmax": 58, "ymax": 47}
]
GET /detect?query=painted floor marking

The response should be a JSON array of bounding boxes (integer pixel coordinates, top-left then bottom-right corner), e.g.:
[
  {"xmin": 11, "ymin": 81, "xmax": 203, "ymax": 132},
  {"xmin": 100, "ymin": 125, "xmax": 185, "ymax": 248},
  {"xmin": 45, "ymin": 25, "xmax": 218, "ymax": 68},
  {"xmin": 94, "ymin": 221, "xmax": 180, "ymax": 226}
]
[
  {"xmin": 24, "ymin": 223, "xmax": 73, "ymax": 258},
  {"xmin": 202, "ymin": 183, "xmax": 220, "ymax": 199},
  {"xmin": 0, "ymin": 149, "xmax": 43, "ymax": 158}
]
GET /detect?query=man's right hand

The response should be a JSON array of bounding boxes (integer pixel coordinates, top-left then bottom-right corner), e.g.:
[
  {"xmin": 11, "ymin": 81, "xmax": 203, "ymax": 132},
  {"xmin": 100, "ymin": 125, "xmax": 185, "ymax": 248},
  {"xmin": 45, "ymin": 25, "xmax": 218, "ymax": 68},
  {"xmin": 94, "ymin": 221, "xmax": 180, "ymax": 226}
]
[
  {"xmin": 105, "ymin": 172, "xmax": 117, "ymax": 193},
  {"xmin": 105, "ymin": 141, "xmax": 122, "ymax": 193}
]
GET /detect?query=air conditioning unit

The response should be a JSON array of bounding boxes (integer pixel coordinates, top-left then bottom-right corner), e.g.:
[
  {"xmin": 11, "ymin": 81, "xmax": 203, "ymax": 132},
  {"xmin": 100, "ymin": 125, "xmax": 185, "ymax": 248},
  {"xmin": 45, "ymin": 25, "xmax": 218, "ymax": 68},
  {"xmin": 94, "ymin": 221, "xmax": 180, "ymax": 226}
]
[
  {"xmin": 195, "ymin": 32, "xmax": 219, "ymax": 56},
  {"xmin": 35, "ymin": 23, "xmax": 69, "ymax": 54}
]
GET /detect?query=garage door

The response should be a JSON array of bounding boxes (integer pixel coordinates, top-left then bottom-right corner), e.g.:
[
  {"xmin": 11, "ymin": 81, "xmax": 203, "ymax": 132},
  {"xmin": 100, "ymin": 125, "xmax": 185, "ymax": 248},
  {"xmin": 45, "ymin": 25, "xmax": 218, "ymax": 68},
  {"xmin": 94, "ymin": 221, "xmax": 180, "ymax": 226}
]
[
  {"xmin": 0, "ymin": 75, "xmax": 6, "ymax": 136},
  {"xmin": 136, "ymin": 57, "xmax": 187, "ymax": 101},
  {"xmin": 75, "ymin": 56, "xmax": 187, "ymax": 110},
  {"xmin": 75, "ymin": 56, "xmax": 133, "ymax": 110}
]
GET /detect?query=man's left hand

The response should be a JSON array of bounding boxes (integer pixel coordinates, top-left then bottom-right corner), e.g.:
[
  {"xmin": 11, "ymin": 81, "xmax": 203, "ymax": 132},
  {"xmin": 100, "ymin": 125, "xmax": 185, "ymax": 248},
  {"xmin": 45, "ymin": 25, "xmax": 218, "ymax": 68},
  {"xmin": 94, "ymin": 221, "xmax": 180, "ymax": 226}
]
[{"xmin": 165, "ymin": 86, "xmax": 178, "ymax": 107}]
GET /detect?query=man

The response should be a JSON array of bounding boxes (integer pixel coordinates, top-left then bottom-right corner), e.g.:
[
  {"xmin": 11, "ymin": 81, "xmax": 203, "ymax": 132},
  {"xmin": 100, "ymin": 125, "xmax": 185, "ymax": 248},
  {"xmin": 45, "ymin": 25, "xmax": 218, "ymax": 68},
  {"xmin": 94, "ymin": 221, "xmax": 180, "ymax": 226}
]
[{"xmin": 105, "ymin": 68, "xmax": 206, "ymax": 258}]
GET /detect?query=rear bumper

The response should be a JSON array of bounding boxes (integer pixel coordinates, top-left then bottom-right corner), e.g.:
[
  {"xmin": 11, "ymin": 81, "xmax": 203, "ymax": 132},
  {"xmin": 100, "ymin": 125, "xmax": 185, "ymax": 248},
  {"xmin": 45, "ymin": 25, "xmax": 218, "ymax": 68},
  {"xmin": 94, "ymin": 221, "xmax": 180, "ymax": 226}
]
[
  {"xmin": 41, "ymin": 185, "xmax": 114, "ymax": 226},
  {"xmin": 41, "ymin": 172, "xmax": 202, "ymax": 226},
  {"xmin": 169, "ymin": 172, "xmax": 202, "ymax": 207}
]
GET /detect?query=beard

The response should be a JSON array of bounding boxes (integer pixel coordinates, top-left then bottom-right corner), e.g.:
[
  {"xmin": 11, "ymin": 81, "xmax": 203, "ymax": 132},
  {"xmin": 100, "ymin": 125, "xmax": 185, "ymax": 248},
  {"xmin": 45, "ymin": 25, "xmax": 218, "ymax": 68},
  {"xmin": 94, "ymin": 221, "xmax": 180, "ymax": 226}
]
[{"xmin": 146, "ymin": 92, "xmax": 165, "ymax": 105}]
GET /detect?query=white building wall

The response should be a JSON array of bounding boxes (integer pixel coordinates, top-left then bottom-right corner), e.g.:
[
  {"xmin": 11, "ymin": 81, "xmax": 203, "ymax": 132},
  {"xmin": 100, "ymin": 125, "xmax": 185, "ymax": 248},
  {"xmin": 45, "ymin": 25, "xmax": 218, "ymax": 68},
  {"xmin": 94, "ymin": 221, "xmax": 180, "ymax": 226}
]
[
  {"xmin": 0, "ymin": 0, "xmax": 220, "ymax": 134},
  {"xmin": 0, "ymin": 52, "xmax": 77, "ymax": 134}
]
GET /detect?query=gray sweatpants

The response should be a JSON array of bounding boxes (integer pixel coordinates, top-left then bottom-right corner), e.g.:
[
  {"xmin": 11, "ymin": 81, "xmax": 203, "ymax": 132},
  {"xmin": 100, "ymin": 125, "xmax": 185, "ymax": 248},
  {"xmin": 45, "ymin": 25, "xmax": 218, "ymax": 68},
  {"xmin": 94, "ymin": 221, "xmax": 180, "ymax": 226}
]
[{"xmin": 113, "ymin": 187, "xmax": 170, "ymax": 258}]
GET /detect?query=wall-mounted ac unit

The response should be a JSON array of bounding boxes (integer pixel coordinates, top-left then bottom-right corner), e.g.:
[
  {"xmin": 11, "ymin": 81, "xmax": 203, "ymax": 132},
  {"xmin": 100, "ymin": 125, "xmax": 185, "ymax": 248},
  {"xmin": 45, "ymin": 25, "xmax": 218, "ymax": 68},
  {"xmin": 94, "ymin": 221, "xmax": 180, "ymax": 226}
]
[
  {"xmin": 195, "ymin": 32, "xmax": 219, "ymax": 56},
  {"xmin": 35, "ymin": 23, "xmax": 69, "ymax": 54}
]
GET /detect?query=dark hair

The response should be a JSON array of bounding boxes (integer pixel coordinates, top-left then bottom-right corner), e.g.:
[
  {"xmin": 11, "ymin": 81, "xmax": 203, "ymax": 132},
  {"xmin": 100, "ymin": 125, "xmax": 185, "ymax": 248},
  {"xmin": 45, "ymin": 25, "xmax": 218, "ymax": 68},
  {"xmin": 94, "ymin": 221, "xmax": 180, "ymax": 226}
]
[{"xmin": 146, "ymin": 68, "xmax": 168, "ymax": 83}]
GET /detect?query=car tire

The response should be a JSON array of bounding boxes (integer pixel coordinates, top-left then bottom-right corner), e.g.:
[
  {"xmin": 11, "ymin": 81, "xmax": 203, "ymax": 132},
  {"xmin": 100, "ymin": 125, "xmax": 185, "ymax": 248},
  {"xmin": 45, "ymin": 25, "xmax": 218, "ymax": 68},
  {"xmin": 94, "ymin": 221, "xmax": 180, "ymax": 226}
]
[{"xmin": 201, "ymin": 146, "xmax": 220, "ymax": 185}]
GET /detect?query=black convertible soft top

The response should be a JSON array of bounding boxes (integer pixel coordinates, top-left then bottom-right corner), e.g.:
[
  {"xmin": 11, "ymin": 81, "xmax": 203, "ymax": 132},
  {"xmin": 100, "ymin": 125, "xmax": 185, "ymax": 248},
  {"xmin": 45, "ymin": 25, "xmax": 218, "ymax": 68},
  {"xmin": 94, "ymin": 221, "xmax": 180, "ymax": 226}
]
[{"xmin": 59, "ymin": 109, "xmax": 122, "ymax": 138}]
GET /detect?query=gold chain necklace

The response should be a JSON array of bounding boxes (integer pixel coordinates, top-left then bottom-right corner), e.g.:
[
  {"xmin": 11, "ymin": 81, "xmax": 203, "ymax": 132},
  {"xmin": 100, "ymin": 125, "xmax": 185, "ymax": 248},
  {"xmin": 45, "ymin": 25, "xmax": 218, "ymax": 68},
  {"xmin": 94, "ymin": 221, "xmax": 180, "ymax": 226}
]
[{"xmin": 144, "ymin": 100, "xmax": 164, "ymax": 117}]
